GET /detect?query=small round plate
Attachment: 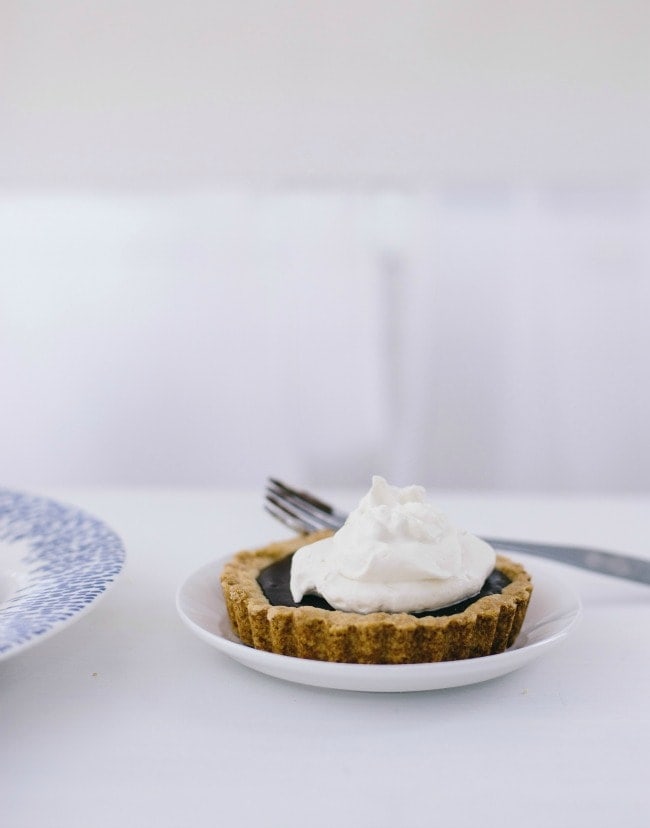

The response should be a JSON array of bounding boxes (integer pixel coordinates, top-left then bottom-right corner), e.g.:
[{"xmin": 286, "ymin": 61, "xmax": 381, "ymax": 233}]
[
  {"xmin": 176, "ymin": 552, "xmax": 582, "ymax": 692},
  {"xmin": 0, "ymin": 489, "xmax": 126, "ymax": 661}
]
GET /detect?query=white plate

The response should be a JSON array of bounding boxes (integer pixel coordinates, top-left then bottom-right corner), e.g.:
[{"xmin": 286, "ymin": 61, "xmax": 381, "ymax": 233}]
[
  {"xmin": 176, "ymin": 552, "xmax": 582, "ymax": 692},
  {"xmin": 0, "ymin": 488, "xmax": 126, "ymax": 661}
]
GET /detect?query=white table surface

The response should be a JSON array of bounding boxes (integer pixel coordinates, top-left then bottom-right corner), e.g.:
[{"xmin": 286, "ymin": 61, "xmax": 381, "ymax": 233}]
[{"xmin": 2, "ymin": 487, "xmax": 649, "ymax": 828}]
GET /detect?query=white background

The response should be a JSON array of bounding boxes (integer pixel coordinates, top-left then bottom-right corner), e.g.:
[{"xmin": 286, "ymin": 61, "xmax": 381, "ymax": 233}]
[{"xmin": 1, "ymin": 1, "xmax": 649, "ymax": 492}]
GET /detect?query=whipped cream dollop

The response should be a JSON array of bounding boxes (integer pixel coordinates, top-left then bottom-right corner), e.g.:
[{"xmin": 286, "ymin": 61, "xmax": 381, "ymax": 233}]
[{"xmin": 290, "ymin": 476, "xmax": 496, "ymax": 614}]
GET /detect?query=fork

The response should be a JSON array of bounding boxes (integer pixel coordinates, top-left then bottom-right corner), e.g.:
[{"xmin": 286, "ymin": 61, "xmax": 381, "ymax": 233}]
[{"xmin": 265, "ymin": 478, "xmax": 650, "ymax": 585}]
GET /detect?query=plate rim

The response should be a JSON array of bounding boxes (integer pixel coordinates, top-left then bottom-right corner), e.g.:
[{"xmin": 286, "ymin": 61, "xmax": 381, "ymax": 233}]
[{"xmin": 0, "ymin": 488, "xmax": 126, "ymax": 661}]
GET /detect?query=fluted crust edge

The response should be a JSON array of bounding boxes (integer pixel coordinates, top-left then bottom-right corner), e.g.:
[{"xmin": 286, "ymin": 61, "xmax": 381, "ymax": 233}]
[{"xmin": 220, "ymin": 531, "xmax": 533, "ymax": 664}]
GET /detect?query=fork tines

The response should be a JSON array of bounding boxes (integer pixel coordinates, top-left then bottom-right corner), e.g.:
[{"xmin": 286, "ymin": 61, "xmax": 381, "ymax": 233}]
[{"xmin": 265, "ymin": 478, "xmax": 347, "ymax": 534}]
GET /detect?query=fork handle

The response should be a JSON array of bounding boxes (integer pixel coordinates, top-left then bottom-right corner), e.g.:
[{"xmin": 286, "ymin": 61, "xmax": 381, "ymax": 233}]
[{"xmin": 483, "ymin": 536, "xmax": 650, "ymax": 585}]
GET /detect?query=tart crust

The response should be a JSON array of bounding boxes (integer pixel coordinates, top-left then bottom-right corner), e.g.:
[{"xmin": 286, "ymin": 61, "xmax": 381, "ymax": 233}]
[{"xmin": 220, "ymin": 531, "xmax": 533, "ymax": 664}]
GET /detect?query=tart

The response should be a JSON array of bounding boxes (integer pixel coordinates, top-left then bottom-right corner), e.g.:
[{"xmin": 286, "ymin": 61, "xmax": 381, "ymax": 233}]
[{"xmin": 221, "ymin": 530, "xmax": 533, "ymax": 664}]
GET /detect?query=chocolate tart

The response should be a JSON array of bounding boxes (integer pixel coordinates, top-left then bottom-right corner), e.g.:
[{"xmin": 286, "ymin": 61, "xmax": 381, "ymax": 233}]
[{"xmin": 220, "ymin": 530, "xmax": 533, "ymax": 664}]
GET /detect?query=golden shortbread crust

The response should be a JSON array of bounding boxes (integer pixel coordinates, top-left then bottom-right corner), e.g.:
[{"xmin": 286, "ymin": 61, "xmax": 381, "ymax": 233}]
[{"xmin": 221, "ymin": 531, "xmax": 533, "ymax": 664}]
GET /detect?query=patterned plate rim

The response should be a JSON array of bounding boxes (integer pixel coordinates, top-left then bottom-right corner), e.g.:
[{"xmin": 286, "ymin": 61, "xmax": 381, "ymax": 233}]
[{"xmin": 0, "ymin": 488, "xmax": 126, "ymax": 660}]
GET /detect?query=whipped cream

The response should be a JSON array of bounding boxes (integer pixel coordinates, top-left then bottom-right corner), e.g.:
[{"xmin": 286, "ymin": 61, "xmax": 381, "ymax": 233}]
[{"xmin": 290, "ymin": 476, "xmax": 496, "ymax": 614}]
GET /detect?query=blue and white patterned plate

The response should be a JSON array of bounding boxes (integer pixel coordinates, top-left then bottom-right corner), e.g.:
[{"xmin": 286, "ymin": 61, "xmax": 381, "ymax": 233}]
[{"xmin": 0, "ymin": 489, "xmax": 125, "ymax": 661}]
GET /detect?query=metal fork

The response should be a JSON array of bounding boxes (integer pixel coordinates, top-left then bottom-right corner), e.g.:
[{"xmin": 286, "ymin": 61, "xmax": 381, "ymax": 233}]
[{"xmin": 265, "ymin": 478, "xmax": 650, "ymax": 585}]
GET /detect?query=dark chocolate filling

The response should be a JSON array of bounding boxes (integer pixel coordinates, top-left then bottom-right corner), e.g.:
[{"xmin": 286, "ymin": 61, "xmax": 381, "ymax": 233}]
[{"xmin": 257, "ymin": 553, "xmax": 510, "ymax": 618}]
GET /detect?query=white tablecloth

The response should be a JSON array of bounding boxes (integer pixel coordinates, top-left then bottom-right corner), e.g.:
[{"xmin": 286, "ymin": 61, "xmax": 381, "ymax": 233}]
[{"xmin": 2, "ymin": 488, "xmax": 649, "ymax": 827}]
